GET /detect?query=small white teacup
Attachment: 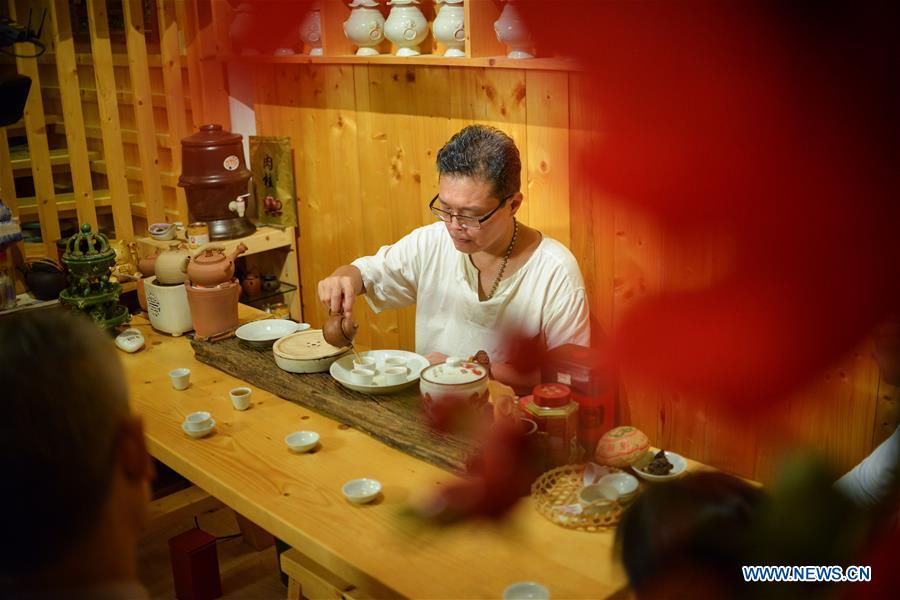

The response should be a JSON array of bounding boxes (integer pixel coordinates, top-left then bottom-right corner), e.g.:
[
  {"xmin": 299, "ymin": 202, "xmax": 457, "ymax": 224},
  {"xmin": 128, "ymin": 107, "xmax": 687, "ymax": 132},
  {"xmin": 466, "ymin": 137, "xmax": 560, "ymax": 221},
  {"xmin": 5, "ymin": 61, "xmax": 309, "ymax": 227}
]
[
  {"xmin": 185, "ymin": 411, "xmax": 213, "ymax": 431},
  {"xmin": 383, "ymin": 355, "xmax": 408, "ymax": 369},
  {"xmin": 578, "ymin": 482, "xmax": 620, "ymax": 515},
  {"xmin": 229, "ymin": 387, "xmax": 252, "ymax": 411},
  {"xmin": 170, "ymin": 368, "xmax": 191, "ymax": 390},
  {"xmin": 382, "ymin": 366, "xmax": 407, "ymax": 385},
  {"xmin": 350, "ymin": 368, "xmax": 375, "ymax": 384},
  {"xmin": 353, "ymin": 356, "xmax": 376, "ymax": 371}
]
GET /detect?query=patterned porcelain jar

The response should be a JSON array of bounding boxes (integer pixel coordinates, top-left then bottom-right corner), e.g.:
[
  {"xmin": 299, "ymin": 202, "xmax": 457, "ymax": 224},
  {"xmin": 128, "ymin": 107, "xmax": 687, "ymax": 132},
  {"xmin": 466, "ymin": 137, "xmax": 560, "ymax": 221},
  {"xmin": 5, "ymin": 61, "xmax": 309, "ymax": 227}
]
[
  {"xmin": 343, "ymin": 0, "xmax": 386, "ymax": 56},
  {"xmin": 432, "ymin": 0, "xmax": 465, "ymax": 57},
  {"xmin": 420, "ymin": 357, "xmax": 489, "ymax": 431},
  {"xmin": 385, "ymin": 0, "xmax": 428, "ymax": 57}
]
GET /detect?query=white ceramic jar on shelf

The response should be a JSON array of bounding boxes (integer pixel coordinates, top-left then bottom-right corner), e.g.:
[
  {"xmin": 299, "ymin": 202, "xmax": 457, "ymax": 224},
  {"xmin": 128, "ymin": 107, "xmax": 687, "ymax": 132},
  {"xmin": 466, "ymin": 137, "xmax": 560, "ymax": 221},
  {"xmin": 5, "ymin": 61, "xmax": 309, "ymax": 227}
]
[
  {"xmin": 432, "ymin": 0, "xmax": 465, "ymax": 57},
  {"xmin": 494, "ymin": 0, "xmax": 534, "ymax": 59},
  {"xmin": 385, "ymin": 0, "xmax": 428, "ymax": 57},
  {"xmin": 299, "ymin": 2, "xmax": 324, "ymax": 56},
  {"xmin": 343, "ymin": 0, "xmax": 386, "ymax": 56}
]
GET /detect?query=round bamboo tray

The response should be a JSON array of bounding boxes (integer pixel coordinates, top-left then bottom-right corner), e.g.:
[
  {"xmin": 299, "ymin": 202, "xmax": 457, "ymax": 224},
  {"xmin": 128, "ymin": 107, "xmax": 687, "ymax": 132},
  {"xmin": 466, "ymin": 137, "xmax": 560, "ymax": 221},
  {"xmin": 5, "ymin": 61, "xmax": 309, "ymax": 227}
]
[
  {"xmin": 531, "ymin": 464, "xmax": 626, "ymax": 532},
  {"xmin": 273, "ymin": 329, "xmax": 350, "ymax": 373}
]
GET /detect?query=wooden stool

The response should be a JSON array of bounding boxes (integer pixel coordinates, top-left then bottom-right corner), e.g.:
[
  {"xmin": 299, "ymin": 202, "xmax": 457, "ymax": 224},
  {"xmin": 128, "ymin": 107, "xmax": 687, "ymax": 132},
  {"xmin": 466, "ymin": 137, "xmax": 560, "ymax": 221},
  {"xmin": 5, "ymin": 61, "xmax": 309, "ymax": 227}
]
[{"xmin": 168, "ymin": 528, "xmax": 222, "ymax": 600}]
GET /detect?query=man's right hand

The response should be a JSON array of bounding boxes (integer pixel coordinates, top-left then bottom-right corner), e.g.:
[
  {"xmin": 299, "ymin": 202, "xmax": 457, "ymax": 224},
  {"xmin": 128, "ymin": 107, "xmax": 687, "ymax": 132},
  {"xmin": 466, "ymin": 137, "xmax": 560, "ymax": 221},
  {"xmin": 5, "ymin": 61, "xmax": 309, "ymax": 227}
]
[{"xmin": 317, "ymin": 265, "xmax": 363, "ymax": 319}]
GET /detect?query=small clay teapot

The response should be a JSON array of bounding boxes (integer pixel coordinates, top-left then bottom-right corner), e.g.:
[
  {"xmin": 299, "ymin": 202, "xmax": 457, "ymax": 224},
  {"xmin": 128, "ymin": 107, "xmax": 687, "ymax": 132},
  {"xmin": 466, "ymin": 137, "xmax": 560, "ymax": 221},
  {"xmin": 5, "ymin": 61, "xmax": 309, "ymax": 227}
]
[
  {"xmin": 187, "ymin": 242, "xmax": 248, "ymax": 287},
  {"xmin": 323, "ymin": 311, "xmax": 358, "ymax": 348}
]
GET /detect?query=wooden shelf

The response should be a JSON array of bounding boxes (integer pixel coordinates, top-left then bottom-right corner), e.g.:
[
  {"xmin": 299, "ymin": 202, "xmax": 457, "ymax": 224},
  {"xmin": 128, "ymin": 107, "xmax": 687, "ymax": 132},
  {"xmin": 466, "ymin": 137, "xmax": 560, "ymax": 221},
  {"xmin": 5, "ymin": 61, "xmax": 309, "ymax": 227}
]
[
  {"xmin": 11, "ymin": 148, "xmax": 101, "ymax": 173},
  {"xmin": 226, "ymin": 53, "xmax": 580, "ymax": 71},
  {"xmin": 17, "ymin": 189, "xmax": 135, "ymax": 217},
  {"xmin": 135, "ymin": 225, "xmax": 296, "ymax": 258}
]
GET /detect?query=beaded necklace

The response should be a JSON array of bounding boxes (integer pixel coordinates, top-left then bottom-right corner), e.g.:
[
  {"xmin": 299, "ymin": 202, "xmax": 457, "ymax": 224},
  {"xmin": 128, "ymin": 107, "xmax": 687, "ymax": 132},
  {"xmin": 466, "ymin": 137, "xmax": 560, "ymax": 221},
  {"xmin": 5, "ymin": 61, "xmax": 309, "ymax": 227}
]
[{"xmin": 486, "ymin": 219, "xmax": 519, "ymax": 300}]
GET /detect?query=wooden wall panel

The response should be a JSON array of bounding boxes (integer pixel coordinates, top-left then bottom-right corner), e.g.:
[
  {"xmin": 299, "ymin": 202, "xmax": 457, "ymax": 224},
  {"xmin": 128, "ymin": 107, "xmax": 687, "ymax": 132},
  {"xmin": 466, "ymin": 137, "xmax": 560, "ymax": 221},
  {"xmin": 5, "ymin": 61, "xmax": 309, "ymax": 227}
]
[
  {"xmin": 123, "ymin": 0, "xmax": 166, "ymax": 225},
  {"xmin": 86, "ymin": 0, "xmax": 134, "ymax": 240},
  {"xmin": 11, "ymin": 0, "xmax": 60, "ymax": 258},
  {"xmin": 49, "ymin": 0, "xmax": 98, "ymax": 230},
  {"xmin": 157, "ymin": 0, "xmax": 190, "ymax": 222}
]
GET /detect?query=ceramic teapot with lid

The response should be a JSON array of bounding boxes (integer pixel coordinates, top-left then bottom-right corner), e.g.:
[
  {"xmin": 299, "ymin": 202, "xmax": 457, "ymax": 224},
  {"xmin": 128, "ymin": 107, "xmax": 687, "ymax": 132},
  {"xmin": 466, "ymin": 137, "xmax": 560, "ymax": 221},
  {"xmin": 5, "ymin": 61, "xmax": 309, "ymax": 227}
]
[
  {"xmin": 154, "ymin": 242, "xmax": 191, "ymax": 285},
  {"xmin": 323, "ymin": 311, "xmax": 358, "ymax": 348},
  {"xmin": 187, "ymin": 242, "xmax": 248, "ymax": 287}
]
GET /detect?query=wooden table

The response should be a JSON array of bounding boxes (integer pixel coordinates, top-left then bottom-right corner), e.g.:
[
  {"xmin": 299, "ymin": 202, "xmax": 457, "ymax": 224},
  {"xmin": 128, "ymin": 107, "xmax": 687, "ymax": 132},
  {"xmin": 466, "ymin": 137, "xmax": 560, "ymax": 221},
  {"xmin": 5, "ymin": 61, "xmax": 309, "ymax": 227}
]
[{"xmin": 123, "ymin": 307, "xmax": 629, "ymax": 599}]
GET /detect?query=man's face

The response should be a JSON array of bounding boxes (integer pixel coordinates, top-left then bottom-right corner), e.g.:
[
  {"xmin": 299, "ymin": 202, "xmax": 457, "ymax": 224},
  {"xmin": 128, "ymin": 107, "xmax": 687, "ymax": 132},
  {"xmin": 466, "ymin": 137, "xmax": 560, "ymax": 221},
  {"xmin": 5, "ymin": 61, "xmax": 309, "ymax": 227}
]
[{"xmin": 436, "ymin": 175, "xmax": 514, "ymax": 254}]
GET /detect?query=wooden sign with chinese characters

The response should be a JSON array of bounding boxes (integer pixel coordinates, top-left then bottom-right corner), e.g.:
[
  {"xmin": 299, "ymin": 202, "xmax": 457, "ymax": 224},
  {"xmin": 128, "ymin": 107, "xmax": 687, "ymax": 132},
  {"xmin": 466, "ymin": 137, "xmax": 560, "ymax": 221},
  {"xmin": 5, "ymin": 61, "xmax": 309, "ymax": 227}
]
[{"xmin": 250, "ymin": 136, "xmax": 298, "ymax": 228}]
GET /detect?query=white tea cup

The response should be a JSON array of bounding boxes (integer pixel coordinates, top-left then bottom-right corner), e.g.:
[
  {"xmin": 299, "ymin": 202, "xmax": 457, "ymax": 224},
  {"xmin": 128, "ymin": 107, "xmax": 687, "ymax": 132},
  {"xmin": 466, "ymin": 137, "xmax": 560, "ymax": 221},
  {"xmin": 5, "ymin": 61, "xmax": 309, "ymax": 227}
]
[
  {"xmin": 384, "ymin": 355, "xmax": 408, "ymax": 369},
  {"xmin": 353, "ymin": 356, "xmax": 376, "ymax": 371},
  {"xmin": 382, "ymin": 366, "xmax": 407, "ymax": 385},
  {"xmin": 350, "ymin": 368, "xmax": 375, "ymax": 384},
  {"xmin": 229, "ymin": 387, "xmax": 252, "ymax": 410},
  {"xmin": 185, "ymin": 411, "xmax": 212, "ymax": 431},
  {"xmin": 170, "ymin": 368, "xmax": 191, "ymax": 390}
]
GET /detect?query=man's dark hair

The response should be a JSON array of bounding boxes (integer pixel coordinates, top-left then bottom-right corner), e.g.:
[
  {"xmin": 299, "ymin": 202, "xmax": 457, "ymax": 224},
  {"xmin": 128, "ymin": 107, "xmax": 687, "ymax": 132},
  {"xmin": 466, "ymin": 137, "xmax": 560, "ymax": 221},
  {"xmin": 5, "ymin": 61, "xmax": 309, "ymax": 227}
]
[
  {"xmin": 616, "ymin": 471, "xmax": 765, "ymax": 597},
  {"xmin": 0, "ymin": 310, "xmax": 130, "ymax": 576},
  {"xmin": 436, "ymin": 125, "xmax": 522, "ymax": 200}
]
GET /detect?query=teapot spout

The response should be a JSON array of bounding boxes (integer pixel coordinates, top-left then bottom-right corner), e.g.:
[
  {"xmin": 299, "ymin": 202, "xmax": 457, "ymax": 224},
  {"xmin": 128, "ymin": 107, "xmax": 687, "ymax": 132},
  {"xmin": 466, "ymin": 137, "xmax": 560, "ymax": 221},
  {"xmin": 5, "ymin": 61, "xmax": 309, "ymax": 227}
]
[{"xmin": 229, "ymin": 242, "xmax": 249, "ymax": 263}]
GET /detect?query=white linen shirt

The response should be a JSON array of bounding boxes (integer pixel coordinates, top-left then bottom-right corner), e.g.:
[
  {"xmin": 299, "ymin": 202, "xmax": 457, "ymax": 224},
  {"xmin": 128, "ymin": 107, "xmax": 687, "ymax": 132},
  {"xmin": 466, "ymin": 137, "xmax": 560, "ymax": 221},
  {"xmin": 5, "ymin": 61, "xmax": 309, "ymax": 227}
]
[{"xmin": 352, "ymin": 222, "xmax": 590, "ymax": 361}]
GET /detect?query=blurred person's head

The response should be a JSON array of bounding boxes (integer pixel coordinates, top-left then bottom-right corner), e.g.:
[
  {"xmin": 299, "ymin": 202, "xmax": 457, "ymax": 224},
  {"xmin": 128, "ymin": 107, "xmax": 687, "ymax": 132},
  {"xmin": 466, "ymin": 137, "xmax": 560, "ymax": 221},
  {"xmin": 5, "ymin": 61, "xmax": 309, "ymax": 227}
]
[
  {"xmin": 616, "ymin": 471, "xmax": 765, "ymax": 599},
  {"xmin": 0, "ymin": 311, "xmax": 152, "ymax": 590}
]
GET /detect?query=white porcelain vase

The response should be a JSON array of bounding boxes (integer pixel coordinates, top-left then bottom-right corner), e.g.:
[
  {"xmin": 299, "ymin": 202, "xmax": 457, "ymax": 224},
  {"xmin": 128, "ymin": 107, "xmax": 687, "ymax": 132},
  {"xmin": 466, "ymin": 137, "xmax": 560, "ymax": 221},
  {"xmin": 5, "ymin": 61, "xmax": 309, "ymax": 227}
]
[
  {"xmin": 494, "ymin": 0, "xmax": 534, "ymax": 59},
  {"xmin": 432, "ymin": 1, "xmax": 465, "ymax": 57},
  {"xmin": 385, "ymin": 0, "xmax": 428, "ymax": 57},
  {"xmin": 299, "ymin": 4, "xmax": 324, "ymax": 56},
  {"xmin": 343, "ymin": 1, "xmax": 386, "ymax": 56}
]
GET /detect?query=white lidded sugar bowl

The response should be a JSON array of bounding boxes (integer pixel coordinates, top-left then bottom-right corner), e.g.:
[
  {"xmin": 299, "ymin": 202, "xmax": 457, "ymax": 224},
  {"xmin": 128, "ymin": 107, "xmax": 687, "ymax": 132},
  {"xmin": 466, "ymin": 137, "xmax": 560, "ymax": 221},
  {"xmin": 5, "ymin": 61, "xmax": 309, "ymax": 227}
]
[
  {"xmin": 494, "ymin": 0, "xmax": 534, "ymax": 59},
  {"xmin": 343, "ymin": 0, "xmax": 386, "ymax": 56},
  {"xmin": 299, "ymin": 2, "xmax": 324, "ymax": 56},
  {"xmin": 385, "ymin": 0, "xmax": 428, "ymax": 57},
  {"xmin": 432, "ymin": 0, "xmax": 465, "ymax": 58}
]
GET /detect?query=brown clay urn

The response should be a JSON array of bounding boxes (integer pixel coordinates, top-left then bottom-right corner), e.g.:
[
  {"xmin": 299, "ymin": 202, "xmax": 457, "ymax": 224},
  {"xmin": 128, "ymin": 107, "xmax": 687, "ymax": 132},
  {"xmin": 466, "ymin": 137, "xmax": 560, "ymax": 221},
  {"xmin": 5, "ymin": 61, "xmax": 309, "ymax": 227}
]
[
  {"xmin": 323, "ymin": 311, "xmax": 358, "ymax": 348},
  {"xmin": 187, "ymin": 242, "xmax": 248, "ymax": 287}
]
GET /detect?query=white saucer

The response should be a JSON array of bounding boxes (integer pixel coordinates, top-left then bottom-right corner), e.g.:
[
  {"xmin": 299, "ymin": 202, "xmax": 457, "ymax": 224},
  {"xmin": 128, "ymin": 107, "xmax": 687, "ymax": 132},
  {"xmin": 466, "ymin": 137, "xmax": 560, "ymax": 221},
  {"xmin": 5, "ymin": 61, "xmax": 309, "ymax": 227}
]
[
  {"xmin": 182, "ymin": 419, "xmax": 216, "ymax": 439},
  {"xmin": 329, "ymin": 350, "xmax": 428, "ymax": 394}
]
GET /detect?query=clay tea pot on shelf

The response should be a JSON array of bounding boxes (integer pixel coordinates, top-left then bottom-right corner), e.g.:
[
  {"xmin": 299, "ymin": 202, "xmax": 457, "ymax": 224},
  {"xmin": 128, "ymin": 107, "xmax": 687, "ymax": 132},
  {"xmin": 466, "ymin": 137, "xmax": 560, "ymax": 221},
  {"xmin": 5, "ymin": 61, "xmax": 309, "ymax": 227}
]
[
  {"xmin": 187, "ymin": 242, "xmax": 248, "ymax": 287},
  {"xmin": 323, "ymin": 311, "xmax": 358, "ymax": 348},
  {"xmin": 154, "ymin": 243, "xmax": 191, "ymax": 285}
]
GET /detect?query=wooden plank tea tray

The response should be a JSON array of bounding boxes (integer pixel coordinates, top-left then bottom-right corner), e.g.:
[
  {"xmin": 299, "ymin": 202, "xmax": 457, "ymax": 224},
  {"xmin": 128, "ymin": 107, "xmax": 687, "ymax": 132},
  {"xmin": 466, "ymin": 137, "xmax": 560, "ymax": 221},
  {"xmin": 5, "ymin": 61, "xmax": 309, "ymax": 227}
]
[{"xmin": 191, "ymin": 336, "xmax": 471, "ymax": 473}]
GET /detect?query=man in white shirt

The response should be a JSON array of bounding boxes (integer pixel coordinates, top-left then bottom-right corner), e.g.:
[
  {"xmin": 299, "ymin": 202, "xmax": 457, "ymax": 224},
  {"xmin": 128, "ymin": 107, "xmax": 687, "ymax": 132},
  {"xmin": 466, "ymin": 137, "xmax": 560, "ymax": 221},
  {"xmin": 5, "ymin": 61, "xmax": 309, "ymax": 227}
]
[{"xmin": 318, "ymin": 125, "xmax": 590, "ymax": 391}]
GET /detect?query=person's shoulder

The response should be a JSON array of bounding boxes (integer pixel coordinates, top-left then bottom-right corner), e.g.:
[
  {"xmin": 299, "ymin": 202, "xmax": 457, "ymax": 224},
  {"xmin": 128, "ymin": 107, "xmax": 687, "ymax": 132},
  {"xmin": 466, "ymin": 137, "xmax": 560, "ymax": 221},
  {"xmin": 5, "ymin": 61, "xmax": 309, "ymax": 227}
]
[{"xmin": 532, "ymin": 235, "xmax": 585, "ymax": 289}]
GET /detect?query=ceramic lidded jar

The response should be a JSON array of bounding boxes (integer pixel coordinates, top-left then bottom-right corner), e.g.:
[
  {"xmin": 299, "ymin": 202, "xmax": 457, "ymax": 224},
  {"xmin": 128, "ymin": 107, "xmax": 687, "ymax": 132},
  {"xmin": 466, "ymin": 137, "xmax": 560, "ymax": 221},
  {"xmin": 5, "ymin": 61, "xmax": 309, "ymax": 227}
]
[
  {"xmin": 595, "ymin": 426, "xmax": 650, "ymax": 468},
  {"xmin": 432, "ymin": 0, "xmax": 465, "ymax": 57},
  {"xmin": 385, "ymin": 0, "xmax": 428, "ymax": 57},
  {"xmin": 187, "ymin": 242, "xmax": 248, "ymax": 288},
  {"xmin": 344, "ymin": 0, "xmax": 385, "ymax": 56},
  {"xmin": 419, "ymin": 357, "xmax": 490, "ymax": 430},
  {"xmin": 494, "ymin": 0, "xmax": 534, "ymax": 59},
  {"xmin": 299, "ymin": 2, "xmax": 324, "ymax": 56}
]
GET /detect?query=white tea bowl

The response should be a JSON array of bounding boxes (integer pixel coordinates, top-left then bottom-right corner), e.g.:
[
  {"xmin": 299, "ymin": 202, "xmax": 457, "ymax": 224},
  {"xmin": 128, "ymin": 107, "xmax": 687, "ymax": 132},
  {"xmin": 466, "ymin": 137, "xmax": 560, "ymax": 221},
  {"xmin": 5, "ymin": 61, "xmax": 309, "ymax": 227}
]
[
  {"xmin": 285, "ymin": 431, "xmax": 319, "ymax": 453},
  {"xmin": 342, "ymin": 478, "xmax": 381, "ymax": 504}
]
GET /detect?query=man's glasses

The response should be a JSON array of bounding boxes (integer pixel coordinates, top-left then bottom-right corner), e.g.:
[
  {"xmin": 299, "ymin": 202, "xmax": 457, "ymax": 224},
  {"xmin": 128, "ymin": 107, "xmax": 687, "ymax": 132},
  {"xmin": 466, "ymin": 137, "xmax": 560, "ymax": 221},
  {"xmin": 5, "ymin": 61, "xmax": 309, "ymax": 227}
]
[{"xmin": 428, "ymin": 193, "xmax": 512, "ymax": 230}]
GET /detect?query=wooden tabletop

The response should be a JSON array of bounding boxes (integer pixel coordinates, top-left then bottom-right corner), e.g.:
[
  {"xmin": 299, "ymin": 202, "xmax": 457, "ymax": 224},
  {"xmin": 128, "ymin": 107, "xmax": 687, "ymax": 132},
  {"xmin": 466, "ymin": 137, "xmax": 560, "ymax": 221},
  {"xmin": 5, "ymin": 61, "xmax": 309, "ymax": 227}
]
[{"xmin": 123, "ymin": 307, "xmax": 629, "ymax": 599}]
